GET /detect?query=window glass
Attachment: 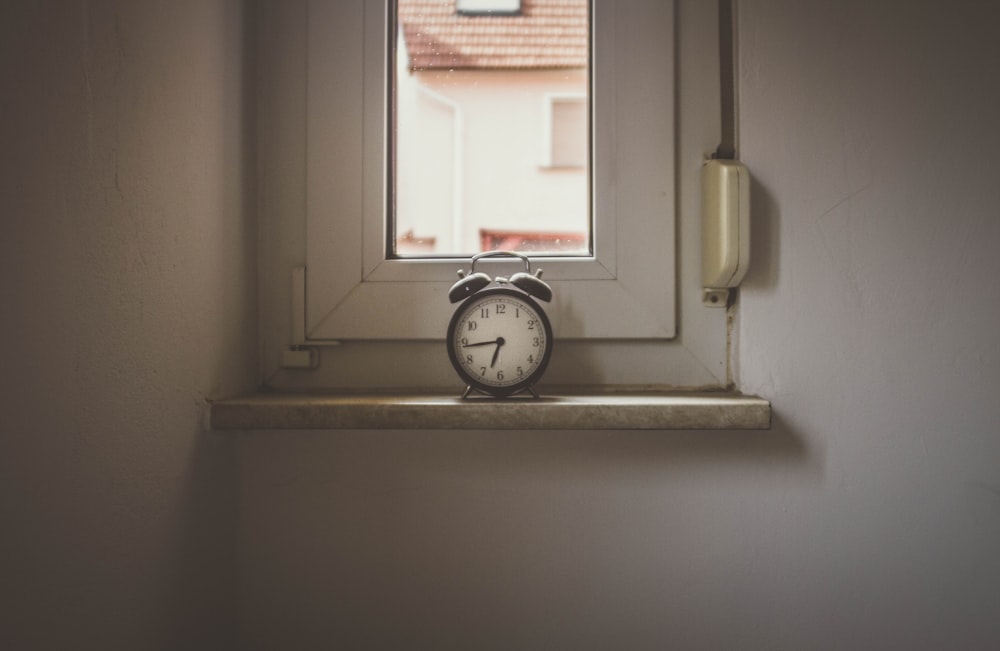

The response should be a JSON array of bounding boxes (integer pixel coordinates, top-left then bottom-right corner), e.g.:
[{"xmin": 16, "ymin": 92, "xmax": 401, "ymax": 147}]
[{"xmin": 394, "ymin": 0, "xmax": 590, "ymax": 257}]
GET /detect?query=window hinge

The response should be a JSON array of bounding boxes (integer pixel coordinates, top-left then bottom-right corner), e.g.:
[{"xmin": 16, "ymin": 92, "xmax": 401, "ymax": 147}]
[
  {"xmin": 281, "ymin": 267, "xmax": 332, "ymax": 369},
  {"xmin": 291, "ymin": 266, "xmax": 307, "ymax": 346}
]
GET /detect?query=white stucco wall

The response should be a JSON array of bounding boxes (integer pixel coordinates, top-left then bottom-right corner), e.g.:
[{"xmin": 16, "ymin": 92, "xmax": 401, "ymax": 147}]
[
  {"xmin": 396, "ymin": 68, "xmax": 589, "ymax": 253},
  {"xmin": 1, "ymin": 2, "xmax": 255, "ymax": 647},
  {"xmin": 236, "ymin": 1, "xmax": 1000, "ymax": 649}
]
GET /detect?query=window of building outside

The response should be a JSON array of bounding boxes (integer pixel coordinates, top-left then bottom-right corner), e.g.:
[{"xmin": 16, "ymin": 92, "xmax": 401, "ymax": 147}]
[
  {"xmin": 268, "ymin": 0, "xmax": 731, "ymax": 391},
  {"xmin": 547, "ymin": 95, "xmax": 588, "ymax": 169}
]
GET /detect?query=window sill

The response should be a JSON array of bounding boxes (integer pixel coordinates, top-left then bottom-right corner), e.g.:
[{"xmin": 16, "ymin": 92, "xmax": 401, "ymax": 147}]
[{"xmin": 209, "ymin": 390, "xmax": 771, "ymax": 431}]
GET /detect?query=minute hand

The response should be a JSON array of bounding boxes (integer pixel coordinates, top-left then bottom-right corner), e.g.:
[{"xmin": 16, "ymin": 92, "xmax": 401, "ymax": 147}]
[{"xmin": 462, "ymin": 339, "xmax": 502, "ymax": 348}]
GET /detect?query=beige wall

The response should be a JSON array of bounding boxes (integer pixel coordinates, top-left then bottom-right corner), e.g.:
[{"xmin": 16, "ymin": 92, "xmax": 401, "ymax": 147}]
[{"xmin": 0, "ymin": 1, "xmax": 255, "ymax": 647}]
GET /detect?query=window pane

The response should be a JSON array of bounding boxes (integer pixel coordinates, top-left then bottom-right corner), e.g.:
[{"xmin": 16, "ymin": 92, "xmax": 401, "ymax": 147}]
[{"xmin": 393, "ymin": 0, "xmax": 590, "ymax": 257}]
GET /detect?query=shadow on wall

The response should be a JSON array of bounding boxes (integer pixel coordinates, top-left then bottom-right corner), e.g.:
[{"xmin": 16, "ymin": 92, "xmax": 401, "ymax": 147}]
[
  {"xmin": 544, "ymin": 303, "xmax": 604, "ymax": 385},
  {"xmin": 163, "ymin": 427, "xmax": 237, "ymax": 650},
  {"xmin": 239, "ymin": 411, "xmax": 819, "ymax": 491},
  {"xmin": 235, "ymin": 414, "xmax": 820, "ymax": 648},
  {"xmin": 440, "ymin": 411, "xmax": 819, "ymax": 481},
  {"xmin": 742, "ymin": 176, "xmax": 781, "ymax": 291}
]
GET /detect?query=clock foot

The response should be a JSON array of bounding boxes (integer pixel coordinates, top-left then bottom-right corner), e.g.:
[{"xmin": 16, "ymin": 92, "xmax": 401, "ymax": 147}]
[{"xmin": 459, "ymin": 385, "xmax": 543, "ymax": 400}]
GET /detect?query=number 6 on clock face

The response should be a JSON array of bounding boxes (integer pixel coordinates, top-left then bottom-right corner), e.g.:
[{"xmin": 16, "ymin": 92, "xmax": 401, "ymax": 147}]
[{"xmin": 446, "ymin": 287, "xmax": 553, "ymax": 398}]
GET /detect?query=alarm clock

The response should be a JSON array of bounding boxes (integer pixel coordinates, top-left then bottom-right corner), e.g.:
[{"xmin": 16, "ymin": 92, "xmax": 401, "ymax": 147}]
[{"xmin": 446, "ymin": 251, "xmax": 554, "ymax": 398}]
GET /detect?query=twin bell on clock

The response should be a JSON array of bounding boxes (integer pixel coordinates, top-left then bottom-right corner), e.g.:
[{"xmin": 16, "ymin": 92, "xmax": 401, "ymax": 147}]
[{"xmin": 446, "ymin": 251, "xmax": 554, "ymax": 399}]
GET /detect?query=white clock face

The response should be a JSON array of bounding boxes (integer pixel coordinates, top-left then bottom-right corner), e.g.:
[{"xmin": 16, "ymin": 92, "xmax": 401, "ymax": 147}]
[{"xmin": 447, "ymin": 289, "xmax": 552, "ymax": 395}]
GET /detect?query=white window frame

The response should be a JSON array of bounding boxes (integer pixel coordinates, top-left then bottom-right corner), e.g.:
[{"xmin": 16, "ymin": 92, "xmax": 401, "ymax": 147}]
[
  {"xmin": 306, "ymin": 0, "xmax": 674, "ymax": 340},
  {"xmin": 258, "ymin": 0, "xmax": 732, "ymax": 390}
]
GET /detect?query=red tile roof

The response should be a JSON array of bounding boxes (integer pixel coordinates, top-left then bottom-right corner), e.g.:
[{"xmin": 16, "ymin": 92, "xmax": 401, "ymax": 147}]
[{"xmin": 398, "ymin": 0, "xmax": 588, "ymax": 70}]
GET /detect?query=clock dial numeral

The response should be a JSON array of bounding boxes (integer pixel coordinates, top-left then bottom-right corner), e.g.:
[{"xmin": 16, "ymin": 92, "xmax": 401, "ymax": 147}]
[{"xmin": 468, "ymin": 320, "xmax": 478, "ymax": 331}]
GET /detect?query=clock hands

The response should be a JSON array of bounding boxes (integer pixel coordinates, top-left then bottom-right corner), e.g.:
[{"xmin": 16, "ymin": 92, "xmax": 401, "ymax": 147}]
[{"xmin": 463, "ymin": 337, "xmax": 506, "ymax": 368}]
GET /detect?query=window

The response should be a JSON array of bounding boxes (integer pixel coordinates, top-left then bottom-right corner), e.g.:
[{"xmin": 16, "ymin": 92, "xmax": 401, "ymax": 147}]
[
  {"xmin": 544, "ymin": 94, "xmax": 588, "ymax": 169},
  {"xmin": 257, "ymin": 0, "xmax": 732, "ymax": 390},
  {"xmin": 305, "ymin": 0, "xmax": 674, "ymax": 339}
]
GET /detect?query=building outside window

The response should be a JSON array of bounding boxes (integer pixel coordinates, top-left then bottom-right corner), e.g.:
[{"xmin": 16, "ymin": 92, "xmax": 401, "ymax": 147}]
[{"xmin": 395, "ymin": 0, "xmax": 590, "ymax": 256}]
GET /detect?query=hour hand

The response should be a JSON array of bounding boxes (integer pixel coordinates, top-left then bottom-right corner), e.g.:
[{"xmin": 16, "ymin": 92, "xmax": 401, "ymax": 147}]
[{"xmin": 490, "ymin": 336, "xmax": 506, "ymax": 367}]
